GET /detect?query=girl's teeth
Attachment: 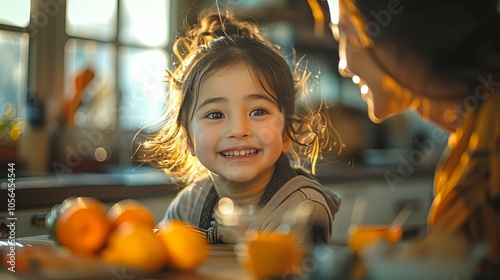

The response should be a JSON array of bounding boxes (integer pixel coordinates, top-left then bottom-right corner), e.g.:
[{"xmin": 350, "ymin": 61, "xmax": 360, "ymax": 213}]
[{"xmin": 222, "ymin": 149, "xmax": 257, "ymax": 157}]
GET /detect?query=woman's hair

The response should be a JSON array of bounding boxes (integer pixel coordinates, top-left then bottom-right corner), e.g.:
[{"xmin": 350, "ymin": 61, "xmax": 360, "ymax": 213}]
[
  {"xmin": 339, "ymin": 0, "xmax": 500, "ymax": 100},
  {"xmin": 134, "ymin": 10, "xmax": 341, "ymax": 183}
]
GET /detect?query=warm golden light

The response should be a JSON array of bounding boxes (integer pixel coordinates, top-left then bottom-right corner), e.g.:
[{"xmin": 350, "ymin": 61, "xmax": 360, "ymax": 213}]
[
  {"xmin": 307, "ymin": 0, "xmax": 325, "ymax": 37},
  {"xmin": 360, "ymin": 85, "xmax": 369, "ymax": 95},
  {"xmin": 352, "ymin": 75, "xmax": 360, "ymax": 84},
  {"xmin": 327, "ymin": 0, "xmax": 340, "ymax": 25},
  {"xmin": 339, "ymin": 59, "xmax": 347, "ymax": 70},
  {"xmin": 218, "ymin": 197, "xmax": 235, "ymax": 215},
  {"xmin": 94, "ymin": 147, "xmax": 108, "ymax": 162}
]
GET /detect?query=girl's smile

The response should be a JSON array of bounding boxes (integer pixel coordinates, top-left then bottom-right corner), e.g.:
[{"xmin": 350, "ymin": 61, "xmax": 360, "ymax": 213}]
[{"xmin": 219, "ymin": 148, "xmax": 258, "ymax": 158}]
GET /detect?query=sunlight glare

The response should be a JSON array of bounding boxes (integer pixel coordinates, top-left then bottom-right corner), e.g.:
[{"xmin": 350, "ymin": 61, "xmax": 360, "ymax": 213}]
[
  {"xmin": 338, "ymin": 59, "xmax": 347, "ymax": 70},
  {"xmin": 218, "ymin": 197, "xmax": 235, "ymax": 215},
  {"xmin": 327, "ymin": 0, "xmax": 340, "ymax": 25},
  {"xmin": 360, "ymin": 84, "xmax": 369, "ymax": 95},
  {"xmin": 121, "ymin": 0, "xmax": 168, "ymax": 47},
  {"xmin": 67, "ymin": 0, "xmax": 117, "ymax": 40},
  {"xmin": 0, "ymin": 0, "xmax": 30, "ymax": 27}
]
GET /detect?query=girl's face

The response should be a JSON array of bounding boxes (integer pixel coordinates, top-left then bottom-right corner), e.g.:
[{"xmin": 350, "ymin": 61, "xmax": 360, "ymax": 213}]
[
  {"xmin": 332, "ymin": 0, "xmax": 416, "ymax": 123},
  {"xmin": 187, "ymin": 62, "xmax": 288, "ymax": 185}
]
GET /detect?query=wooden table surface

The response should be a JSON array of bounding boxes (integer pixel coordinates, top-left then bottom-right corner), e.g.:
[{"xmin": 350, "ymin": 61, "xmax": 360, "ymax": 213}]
[
  {"xmin": 0, "ymin": 236, "xmax": 257, "ymax": 280},
  {"xmin": 156, "ymin": 244, "xmax": 255, "ymax": 280}
]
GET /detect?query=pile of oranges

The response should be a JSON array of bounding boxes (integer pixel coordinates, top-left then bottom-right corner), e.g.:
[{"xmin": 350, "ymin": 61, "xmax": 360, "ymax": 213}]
[{"xmin": 46, "ymin": 197, "xmax": 208, "ymax": 273}]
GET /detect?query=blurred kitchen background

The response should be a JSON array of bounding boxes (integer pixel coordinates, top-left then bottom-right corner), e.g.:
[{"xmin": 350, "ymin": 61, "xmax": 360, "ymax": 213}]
[{"xmin": 0, "ymin": 0, "xmax": 448, "ymax": 241}]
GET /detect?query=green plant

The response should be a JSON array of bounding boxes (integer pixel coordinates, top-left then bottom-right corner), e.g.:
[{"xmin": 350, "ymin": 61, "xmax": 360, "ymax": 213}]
[{"xmin": 0, "ymin": 103, "xmax": 22, "ymax": 141}]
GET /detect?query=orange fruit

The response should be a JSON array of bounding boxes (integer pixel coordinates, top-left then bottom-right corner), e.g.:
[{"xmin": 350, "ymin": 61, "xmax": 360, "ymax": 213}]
[
  {"xmin": 347, "ymin": 225, "xmax": 403, "ymax": 254},
  {"xmin": 54, "ymin": 197, "xmax": 111, "ymax": 255},
  {"xmin": 243, "ymin": 231, "xmax": 302, "ymax": 279},
  {"xmin": 156, "ymin": 220, "xmax": 208, "ymax": 271},
  {"xmin": 107, "ymin": 199, "xmax": 156, "ymax": 230},
  {"xmin": 102, "ymin": 222, "xmax": 167, "ymax": 272}
]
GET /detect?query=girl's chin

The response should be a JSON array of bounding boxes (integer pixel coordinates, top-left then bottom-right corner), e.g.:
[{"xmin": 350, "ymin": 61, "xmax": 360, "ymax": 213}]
[
  {"xmin": 212, "ymin": 168, "xmax": 255, "ymax": 182},
  {"xmin": 215, "ymin": 175, "xmax": 255, "ymax": 184}
]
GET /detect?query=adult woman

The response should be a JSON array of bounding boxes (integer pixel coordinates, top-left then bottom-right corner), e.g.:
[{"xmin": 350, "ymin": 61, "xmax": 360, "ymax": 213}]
[{"xmin": 326, "ymin": 0, "xmax": 499, "ymax": 273}]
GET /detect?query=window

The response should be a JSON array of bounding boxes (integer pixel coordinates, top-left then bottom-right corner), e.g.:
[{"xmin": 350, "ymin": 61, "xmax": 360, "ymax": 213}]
[
  {"xmin": 63, "ymin": 39, "xmax": 116, "ymax": 129},
  {"xmin": 0, "ymin": 0, "xmax": 30, "ymax": 141},
  {"xmin": 0, "ymin": 0, "xmax": 173, "ymax": 172},
  {"xmin": 66, "ymin": 0, "xmax": 117, "ymax": 41},
  {"xmin": 118, "ymin": 47, "xmax": 167, "ymax": 130},
  {"xmin": 0, "ymin": 31, "xmax": 29, "ymax": 119},
  {"xmin": 0, "ymin": 0, "xmax": 30, "ymax": 28},
  {"xmin": 64, "ymin": 0, "xmax": 170, "ymax": 131},
  {"xmin": 61, "ymin": 0, "xmax": 171, "ymax": 168},
  {"xmin": 119, "ymin": 0, "xmax": 168, "ymax": 47}
]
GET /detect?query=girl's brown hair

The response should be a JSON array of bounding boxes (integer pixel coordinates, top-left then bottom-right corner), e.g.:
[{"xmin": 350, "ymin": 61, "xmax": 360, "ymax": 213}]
[{"xmin": 134, "ymin": 10, "xmax": 341, "ymax": 183}]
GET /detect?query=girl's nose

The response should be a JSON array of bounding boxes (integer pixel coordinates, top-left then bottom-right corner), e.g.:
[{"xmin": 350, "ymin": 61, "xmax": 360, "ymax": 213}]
[{"xmin": 226, "ymin": 115, "xmax": 251, "ymax": 139}]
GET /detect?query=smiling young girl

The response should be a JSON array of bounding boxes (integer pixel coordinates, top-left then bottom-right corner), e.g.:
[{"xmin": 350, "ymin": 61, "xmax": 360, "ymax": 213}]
[{"xmin": 136, "ymin": 11, "xmax": 341, "ymax": 245}]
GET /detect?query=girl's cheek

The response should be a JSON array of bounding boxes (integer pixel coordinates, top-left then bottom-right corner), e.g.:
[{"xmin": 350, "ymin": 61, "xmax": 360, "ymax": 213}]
[
  {"xmin": 257, "ymin": 127, "xmax": 277, "ymax": 144},
  {"xmin": 260, "ymin": 117, "xmax": 286, "ymax": 143}
]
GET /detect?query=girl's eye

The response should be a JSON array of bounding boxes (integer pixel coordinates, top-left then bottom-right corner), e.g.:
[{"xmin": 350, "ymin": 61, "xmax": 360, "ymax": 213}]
[
  {"xmin": 250, "ymin": 108, "xmax": 268, "ymax": 116},
  {"xmin": 205, "ymin": 111, "xmax": 224, "ymax": 119}
]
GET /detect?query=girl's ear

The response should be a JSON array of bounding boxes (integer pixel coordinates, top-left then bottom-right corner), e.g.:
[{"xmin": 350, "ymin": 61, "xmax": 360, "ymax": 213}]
[{"xmin": 187, "ymin": 136, "xmax": 196, "ymax": 156}]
